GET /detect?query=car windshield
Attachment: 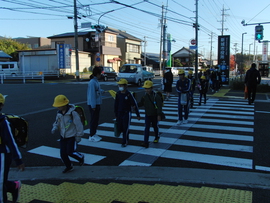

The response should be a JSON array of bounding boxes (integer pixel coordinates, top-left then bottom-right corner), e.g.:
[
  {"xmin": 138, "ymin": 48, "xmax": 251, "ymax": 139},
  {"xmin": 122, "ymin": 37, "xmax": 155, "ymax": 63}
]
[
  {"xmin": 119, "ymin": 65, "xmax": 138, "ymax": 73},
  {"xmin": 104, "ymin": 67, "xmax": 113, "ymax": 72}
]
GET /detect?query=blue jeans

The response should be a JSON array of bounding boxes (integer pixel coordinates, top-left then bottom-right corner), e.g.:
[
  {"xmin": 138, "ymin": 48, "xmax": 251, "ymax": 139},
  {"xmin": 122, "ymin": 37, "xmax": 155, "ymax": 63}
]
[
  {"xmin": 88, "ymin": 105, "xmax": 100, "ymax": 136},
  {"xmin": 144, "ymin": 115, "xmax": 159, "ymax": 144},
  {"xmin": 178, "ymin": 95, "xmax": 189, "ymax": 120}
]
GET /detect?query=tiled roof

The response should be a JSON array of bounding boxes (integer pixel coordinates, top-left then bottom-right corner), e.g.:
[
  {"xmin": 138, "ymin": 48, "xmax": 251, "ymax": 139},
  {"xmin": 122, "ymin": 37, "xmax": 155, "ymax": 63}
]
[
  {"xmin": 47, "ymin": 31, "xmax": 89, "ymax": 38},
  {"xmin": 0, "ymin": 51, "xmax": 12, "ymax": 58}
]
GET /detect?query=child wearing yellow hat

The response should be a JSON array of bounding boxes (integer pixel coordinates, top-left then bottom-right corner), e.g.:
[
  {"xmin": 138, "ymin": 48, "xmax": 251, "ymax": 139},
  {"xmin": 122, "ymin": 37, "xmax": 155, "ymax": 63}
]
[
  {"xmin": 52, "ymin": 95, "xmax": 84, "ymax": 173},
  {"xmin": 138, "ymin": 80, "xmax": 162, "ymax": 148},
  {"xmin": 197, "ymin": 76, "xmax": 209, "ymax": 105},
  {"xmin": 114, "ymin": 79, "xmax": 140, "ymax": 147}
]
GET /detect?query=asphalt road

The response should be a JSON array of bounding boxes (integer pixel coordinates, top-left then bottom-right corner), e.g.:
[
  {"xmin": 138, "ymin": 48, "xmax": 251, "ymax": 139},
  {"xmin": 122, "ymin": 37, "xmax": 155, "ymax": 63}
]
[{"xmin": 1, "ymin": 77, "xmax": 270, "ymax": 174}]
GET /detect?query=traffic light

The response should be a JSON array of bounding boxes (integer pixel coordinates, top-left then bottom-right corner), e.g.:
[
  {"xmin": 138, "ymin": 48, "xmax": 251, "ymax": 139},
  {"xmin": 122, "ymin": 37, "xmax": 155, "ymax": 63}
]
[
  {"xmin": 91, "ymin": 24, "xmax": 106, "ymax": 33},
  {"xmin": 255, "ymin": 25, "xmax": 264, "ymax": 41}
]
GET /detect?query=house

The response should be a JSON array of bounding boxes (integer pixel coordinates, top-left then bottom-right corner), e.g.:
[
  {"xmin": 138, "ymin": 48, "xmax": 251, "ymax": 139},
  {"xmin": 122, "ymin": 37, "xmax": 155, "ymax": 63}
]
[
  {"xmin": 106, "ymin": 28, "xmax": 142, "ymax": 67},
  {"xmin": 13, "ymin": 37, "xmax": 51, "ymax": 49},
  {"xmin": 0, "ymin": 51, "xmax": 12, "ymax": 62},
  {"xmin": 48, "ymin": 30, "xmax": 121, "ymax": 71},
  {"xmin": 172, "ymin": 47, "xmax": 203, "ymax": 67},
  {"xmin": 141, "ymin": 52, "xmax": 160, "ymax": 70}
]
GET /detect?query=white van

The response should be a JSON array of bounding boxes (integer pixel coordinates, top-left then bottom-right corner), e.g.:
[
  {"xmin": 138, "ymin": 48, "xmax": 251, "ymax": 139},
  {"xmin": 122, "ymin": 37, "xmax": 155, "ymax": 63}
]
[
  {"xmin": 117, "ymin": 64, "xmax": 144, "ymax": 86},
  {"xmin": 0, "ymin": 62, "xmax": 19, "ymax": 75}
]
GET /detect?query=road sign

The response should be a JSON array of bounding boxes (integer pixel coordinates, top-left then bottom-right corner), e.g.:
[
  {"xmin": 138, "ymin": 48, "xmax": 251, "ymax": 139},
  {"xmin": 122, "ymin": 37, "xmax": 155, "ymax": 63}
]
[
  {"xmin": 96, "ymin": 53, "xmax": 100, "ymax": 57},
  {"xmin": 81, "ymin": 22, "xmax": 92, "ymax": 28},
  {"xmin": 189, "ymin": 45, "xmax": 197, "ymax": 50},
  {"xmin": 190, "ymin": 39, "xmax": 196, "ymax": 45},
  {"xmin": 96, "ymin": 57, "xmax": 100, "ymax": 62}
]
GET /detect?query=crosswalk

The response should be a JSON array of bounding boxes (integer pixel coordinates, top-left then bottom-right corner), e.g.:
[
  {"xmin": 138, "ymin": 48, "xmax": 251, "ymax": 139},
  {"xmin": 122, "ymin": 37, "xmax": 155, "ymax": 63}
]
[{"xmin": 28, "ymin": 95, "xmax": 256, "ymax": 170}]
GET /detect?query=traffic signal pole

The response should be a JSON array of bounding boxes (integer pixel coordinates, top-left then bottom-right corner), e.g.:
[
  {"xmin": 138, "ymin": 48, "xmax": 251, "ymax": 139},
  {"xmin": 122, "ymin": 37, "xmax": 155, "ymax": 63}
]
[
  {"xmin": 195, "ymin": 0, "xmax": 199, "ymax": 81},
  {"xmin": 73, "ymin": 0, "xmax": 80, "ymax": 81}
]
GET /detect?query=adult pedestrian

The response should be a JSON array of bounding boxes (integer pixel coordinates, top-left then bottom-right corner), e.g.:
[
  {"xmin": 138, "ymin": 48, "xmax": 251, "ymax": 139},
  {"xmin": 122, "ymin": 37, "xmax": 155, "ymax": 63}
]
[
  {"xmin": 176, "ymin": 69, "xmax": 191, "ymax": 125},
  {"xmin": 87, "ymin": 66, "xmax": 104, "ymax": 142},
  {"xmin": 245, "ymin": 63, "xmax": 261, "ymax": 105},
  {"xmin": 0, "ymin": 94, "xmax": 25, "ymax": 203},
  {"xmin": 163, "ymin": 67, "xmax": 173, "ymax": 100}
]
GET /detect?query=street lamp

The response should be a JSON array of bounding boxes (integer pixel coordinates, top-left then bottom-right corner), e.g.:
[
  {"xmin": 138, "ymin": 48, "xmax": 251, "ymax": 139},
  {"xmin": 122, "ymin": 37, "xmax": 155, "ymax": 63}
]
[
  {"xmin": 241, "ymin": 32, "xmax": 247, "ymax": 55},
  {"xmin": 249, "ymin": 43, "xmax": 253, "ymax": 64}
]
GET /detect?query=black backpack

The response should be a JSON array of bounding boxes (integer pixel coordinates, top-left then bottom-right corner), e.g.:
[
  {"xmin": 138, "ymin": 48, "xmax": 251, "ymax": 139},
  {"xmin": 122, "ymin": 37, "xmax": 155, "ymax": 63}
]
[{"xmin": 0, "ymin": 114, "xmax": 28, "ymax": 148}]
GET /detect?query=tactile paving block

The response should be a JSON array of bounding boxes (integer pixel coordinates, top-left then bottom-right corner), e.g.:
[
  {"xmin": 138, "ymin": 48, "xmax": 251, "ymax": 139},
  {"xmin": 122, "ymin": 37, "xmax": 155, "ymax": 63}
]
[{"xmin": 9, "ymin": 181, "xmax": 253, "ymax": 203}]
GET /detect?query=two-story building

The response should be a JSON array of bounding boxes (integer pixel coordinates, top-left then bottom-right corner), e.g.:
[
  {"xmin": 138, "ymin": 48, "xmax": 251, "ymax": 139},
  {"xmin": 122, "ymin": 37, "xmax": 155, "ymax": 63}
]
[
  {"xmin": 13, "ymin": 37, "xmax": 51, "ymax": 49},
  {"xmin": 48, "ymin": 28, "xmax": 142, "ymax": 72}
]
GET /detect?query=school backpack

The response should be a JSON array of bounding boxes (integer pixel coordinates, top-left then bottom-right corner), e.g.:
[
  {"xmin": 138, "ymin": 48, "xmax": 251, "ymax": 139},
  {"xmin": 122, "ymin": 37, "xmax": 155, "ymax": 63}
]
[
  {"xmin": 73, "ymin": 106, "xmax": 88, "ymax": 126},
  {"xmin": 0, "ymin": 114, "xmax": 28, "ymax": 148},
  {"xmin": 155, "ymin": 91, "xmax": 164, "ymax": 106}
]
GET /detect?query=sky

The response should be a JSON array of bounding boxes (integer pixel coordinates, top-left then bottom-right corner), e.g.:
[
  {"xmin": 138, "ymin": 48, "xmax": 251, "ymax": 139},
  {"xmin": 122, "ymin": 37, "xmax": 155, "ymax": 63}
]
[{"xmin": 0, "ymin": 0, "xmax": 270, "ymax": 60}]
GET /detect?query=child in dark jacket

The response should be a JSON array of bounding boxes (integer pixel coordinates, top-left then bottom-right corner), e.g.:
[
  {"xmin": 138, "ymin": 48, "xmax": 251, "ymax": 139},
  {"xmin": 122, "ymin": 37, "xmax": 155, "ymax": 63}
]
[
  {"xmin": 138, "ymin": 80, "xmax": 162, "ymax": 148},
  {"xmin": 114, "ymin": 79, "xmax": 140, "ymax": 147},
  {"xmin": 198, "ymin": 76, "xmax": 209, "ymax": 105},
  {"xmin": 0, "ymin": 93, "xmax": 24, "ymax": 203}
]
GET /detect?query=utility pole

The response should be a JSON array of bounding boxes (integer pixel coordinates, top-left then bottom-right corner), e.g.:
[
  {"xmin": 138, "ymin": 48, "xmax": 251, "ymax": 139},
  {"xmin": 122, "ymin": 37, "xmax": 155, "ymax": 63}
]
[
  {"xmin": 73, "ymin": 0, "xmax": 80, "ymax": 81},
  {"xmin": 144, "ymin": 36, "xmax": 147, "ymax": 66},
  {"xmin": 209, "ymin": 32, "xmax": 213, "ymax": 67},
  {"xmin": 162, "ymin": 19, "xmax": 167, "ymax": 74},
  {"xmin": 218, "ymin": 5, "xmax": 229, "ymax": 36},
  {"xmin": 159, "ymin": 5, "xmax": 164, "ymax": 76},
  {"xmin": 195, "ymin": 0, "xmax": 199, "ymax": 81}
]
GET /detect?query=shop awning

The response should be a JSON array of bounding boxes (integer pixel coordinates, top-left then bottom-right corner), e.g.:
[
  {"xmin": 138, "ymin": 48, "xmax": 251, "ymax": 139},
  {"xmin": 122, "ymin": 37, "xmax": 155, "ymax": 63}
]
[
  {"xmin": 113, "ymin": 57, "xmax": 122, "ymax": 61},
  {"xmin": 107, "ymin": 59, "xmax": 115, "ymax": 63},
  {"xmin": 102, "ymin": 46, "xmax": 121, "ymax": 55}
]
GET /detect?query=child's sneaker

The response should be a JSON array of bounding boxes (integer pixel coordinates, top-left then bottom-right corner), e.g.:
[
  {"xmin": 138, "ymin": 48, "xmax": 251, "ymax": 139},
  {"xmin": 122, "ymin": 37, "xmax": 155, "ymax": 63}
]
[
  {"xmin": 62, "ymin": 165, "xmax": 74, "ymax": 173},
  {"xmin": 12, "ymin": 180, "xmax": 21, "ymax": 203},
  {"xmin": 183, "ymin": 119, "xmax": 188, "ymax": 124},
  {"xmin": 176, "ymin": 120, "xmax": 183, "ymax": 125},
  {"xmin": 153, "ymin": 137, "xmax": 160, "ymax": 143},
  {"xmin": 79, "ymin": 154, "xmax": 84, "ymax": 166},
  {"xmin": 89, "ymin": 135, "xmax": 102, "ymax": 142}
]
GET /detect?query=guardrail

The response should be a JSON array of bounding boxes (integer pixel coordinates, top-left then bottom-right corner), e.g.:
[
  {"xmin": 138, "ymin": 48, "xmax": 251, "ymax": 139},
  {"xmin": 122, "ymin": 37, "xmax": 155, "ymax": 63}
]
[{"xmin": 0, "ymin": 71, "xmax": 60, "ymax": 84}]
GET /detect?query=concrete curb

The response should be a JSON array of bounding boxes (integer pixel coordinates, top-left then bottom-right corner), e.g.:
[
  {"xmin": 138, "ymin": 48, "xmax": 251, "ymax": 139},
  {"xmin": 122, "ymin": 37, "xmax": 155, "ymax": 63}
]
[{"xmin": 9, "ymin": 166, "xmax": 270, "ymax": 189}]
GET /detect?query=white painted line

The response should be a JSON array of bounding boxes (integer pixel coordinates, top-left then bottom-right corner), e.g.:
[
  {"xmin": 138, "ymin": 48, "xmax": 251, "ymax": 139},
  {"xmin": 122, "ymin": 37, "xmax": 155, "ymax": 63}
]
[
  {"xmin": 79, "ymin": 138, "xmax": 168, "ymax": 157},
  {"xmin": 161, "ymin": 150, "xmax": 253, "ymax": 169},
  {"xmin": 28, "ymin": 146, "xmax": 105, "ymax": 165},
  {"xmin": 255, "ymin": 165, "xmax": 270, "ymax": 171},
  {"xmin": 188, "ymin": 113, "xmax": 254, "ymax": 120},
  {"xmin": 191, "ymin": 124, "xmax": 253, "ymax": 132},
  {"xmin": 175, "ymin": 139, "xmax": 253, "ymax": 152},
  {"xmin": 255, "ymin": 111, "xmax": 270, "ymax": 114},
  {"xmin": 119, "ymin": 160, "xmax": 151, "ymax": 166},
  {"xmin": 99, "ymin": 123, "xmax": 186, "ymax": 135},
  {"xmin": 184, "ymin": 131, "xmax": 253, "ymax": 141}
]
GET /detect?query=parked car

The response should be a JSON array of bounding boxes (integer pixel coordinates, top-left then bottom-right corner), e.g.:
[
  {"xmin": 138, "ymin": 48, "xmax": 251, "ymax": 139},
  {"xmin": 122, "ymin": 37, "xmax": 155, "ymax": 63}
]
[
  {"xmin": 101, "ymin": 66, "xmax": 117, "ymax": 81},
  {"xmin": 117, "ymin": 64, "xmax": 154, "ymax": 86},
  {"xmin": 89, "ymin": 66, "xmax": 117, "ymax": 81}
]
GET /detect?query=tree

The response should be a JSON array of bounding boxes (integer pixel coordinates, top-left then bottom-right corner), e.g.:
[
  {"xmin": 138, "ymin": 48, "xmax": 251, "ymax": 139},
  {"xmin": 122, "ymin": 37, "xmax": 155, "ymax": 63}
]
[
  {"xmin": 0, "ymin": 38, "xmax": 31, "ymax": 61},
  {"xmin": 230, "ymin": 55, "xmax": 235, "ymax": 71}
]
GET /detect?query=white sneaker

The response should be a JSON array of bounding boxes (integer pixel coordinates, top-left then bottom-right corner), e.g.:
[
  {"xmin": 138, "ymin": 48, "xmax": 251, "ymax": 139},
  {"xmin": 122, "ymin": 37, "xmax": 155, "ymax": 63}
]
[
  {"xmin": 183, "ymin": 119, "xmax": 188, "ymax": 124},
  {"xmin": 177, "ymin": 120, "xmax": 183, "ymax": 125},
  {"xmin": 89, "ymin": 135, "xmax": 102, "ymax": 142}
]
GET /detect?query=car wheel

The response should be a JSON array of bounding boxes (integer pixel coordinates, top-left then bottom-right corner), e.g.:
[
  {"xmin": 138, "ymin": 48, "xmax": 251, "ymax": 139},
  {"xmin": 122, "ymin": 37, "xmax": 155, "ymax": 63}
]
[
  {"xmin": 104, "ymin": 76, "xmax": 108, "ymax": 81},
  {"xmin": 137, "ymin": 79, "xmax": 142, "ymax": 87}
]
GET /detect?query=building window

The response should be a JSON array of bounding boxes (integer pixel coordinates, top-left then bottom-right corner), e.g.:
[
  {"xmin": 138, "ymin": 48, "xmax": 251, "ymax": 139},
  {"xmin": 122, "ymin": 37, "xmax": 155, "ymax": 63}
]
[
  {"xmin": 33, "ymin": 43, "xmax": 39, "ymax": 48},
  {"xmin": 108, "ymin": 35, "xmax": 114, "ymax": 42},
  {"xmin": 127, "ymin": 44, "xmax": 139, "ymax": 53}
]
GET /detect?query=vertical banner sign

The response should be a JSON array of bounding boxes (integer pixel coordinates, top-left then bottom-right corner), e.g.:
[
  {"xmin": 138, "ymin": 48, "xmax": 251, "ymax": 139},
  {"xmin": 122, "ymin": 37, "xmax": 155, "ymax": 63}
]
[
  {"xmin": 57, "ymin": 44, "xmax": 71, "ymax": 69},
  {"xmin": 262, "ymin": 41, "xmax": 268, "ymax": 62},
  {"xmin": 218, "ymin": 35, "xmax": 230, "ymax": 84},
  {"xmin": 166, "ymin": 33, "xmax": 172, "ymax": 67}
]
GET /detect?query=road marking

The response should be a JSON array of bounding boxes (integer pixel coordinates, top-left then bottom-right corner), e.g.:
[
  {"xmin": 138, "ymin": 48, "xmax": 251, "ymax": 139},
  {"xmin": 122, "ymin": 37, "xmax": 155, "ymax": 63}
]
[
  {"xmin": 161, "ymin": 150, "xmax": 253, "ymax": 169},
  {"xmin": 255, "ymin": 110, "xmax": 270, "ymax": 114},
  {"xmin": 28, "ymin": 146, "xmax": 106, "ymax": 165},
  {"xmin": 255, "ymin": 165, "xmax": 270, "ymax": 171}
]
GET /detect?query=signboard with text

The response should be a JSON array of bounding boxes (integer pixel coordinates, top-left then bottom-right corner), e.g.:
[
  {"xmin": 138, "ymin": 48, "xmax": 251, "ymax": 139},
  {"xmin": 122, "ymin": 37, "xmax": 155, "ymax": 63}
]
[
  {"xmin": 218, "ymin": 35, "xmax": 230, "ymax": 84},
  {"xmin": 57, "ymin": 44, "xmax": 71, "ymax": 69}
]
